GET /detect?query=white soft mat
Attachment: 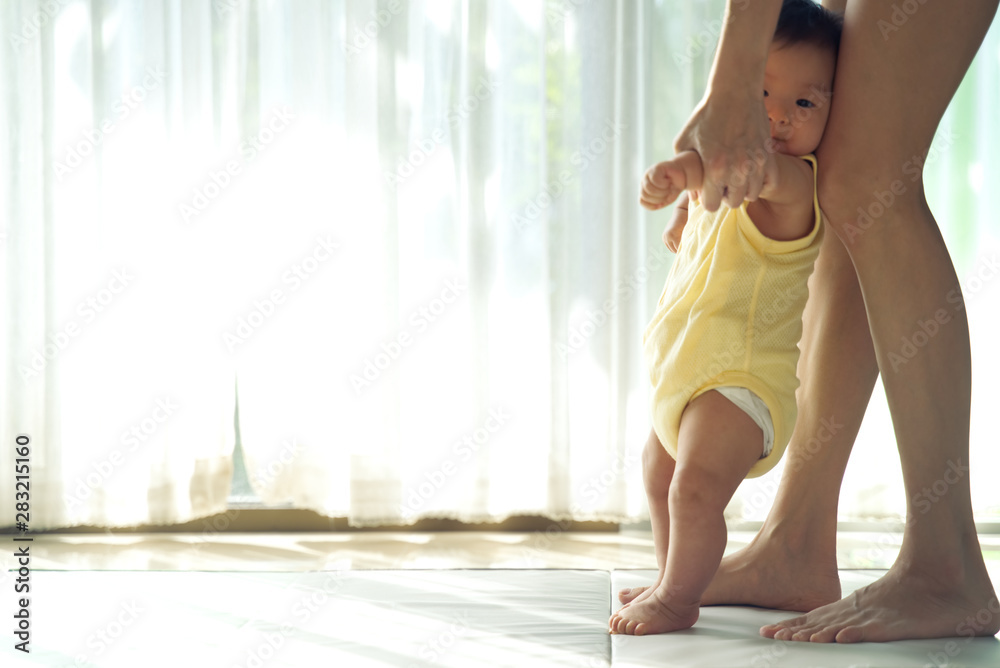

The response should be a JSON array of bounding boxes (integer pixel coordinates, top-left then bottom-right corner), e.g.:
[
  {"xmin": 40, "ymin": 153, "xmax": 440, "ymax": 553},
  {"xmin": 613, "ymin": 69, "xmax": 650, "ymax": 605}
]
[
  {"xmin": 612, "ymin": 569, "xmax": 1000, "ymax": 668},
  {"xmin": 2, "ymin": 570, "xmax": 611, "ymax": 667},
  {"xmin": 3, "ymin": 569, "xmax": 999, "ymax": 667}
]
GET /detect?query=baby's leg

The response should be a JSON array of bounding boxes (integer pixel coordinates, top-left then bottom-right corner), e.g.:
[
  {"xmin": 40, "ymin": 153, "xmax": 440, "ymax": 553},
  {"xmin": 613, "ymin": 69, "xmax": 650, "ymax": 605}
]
[
  {"xmin": 610, "ymin": 390, "xmax": 764, "ymax": 635},
  {"xmin": 614, "ymin": 427, "xmax": 677, "ymax": 612}
]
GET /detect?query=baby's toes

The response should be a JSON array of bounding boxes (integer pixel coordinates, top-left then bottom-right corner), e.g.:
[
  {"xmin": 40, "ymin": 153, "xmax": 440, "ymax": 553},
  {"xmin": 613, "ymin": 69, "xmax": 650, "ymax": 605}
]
[{"xmin": 623, "ymin": 618, "xmax": 643, "ymax": 636}]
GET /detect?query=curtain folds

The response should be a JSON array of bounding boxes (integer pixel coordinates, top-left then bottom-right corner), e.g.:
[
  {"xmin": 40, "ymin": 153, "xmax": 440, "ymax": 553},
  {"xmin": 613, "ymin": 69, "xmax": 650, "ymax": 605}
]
[{"xmin": 1, "ymin": 0, "xmax": 997, "ymax": 531}]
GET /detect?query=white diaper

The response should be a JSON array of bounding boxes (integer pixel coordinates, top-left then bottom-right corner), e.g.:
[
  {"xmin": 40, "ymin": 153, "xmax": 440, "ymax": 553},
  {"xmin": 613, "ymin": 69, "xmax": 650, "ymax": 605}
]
[{"xmin": 714, "ymin": 386, "xmax": 775, "ymax": 458}]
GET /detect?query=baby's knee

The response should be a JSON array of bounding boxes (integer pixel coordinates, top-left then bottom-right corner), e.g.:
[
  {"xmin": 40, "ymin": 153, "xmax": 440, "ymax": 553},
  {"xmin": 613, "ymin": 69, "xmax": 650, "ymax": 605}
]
[
  {"xmin": 642, "ymin": 432, "xmax": 673, "ymax": 488},
  {"xmin": 668, "ymin": 466, "xmax": 729, "ymax": 515}
]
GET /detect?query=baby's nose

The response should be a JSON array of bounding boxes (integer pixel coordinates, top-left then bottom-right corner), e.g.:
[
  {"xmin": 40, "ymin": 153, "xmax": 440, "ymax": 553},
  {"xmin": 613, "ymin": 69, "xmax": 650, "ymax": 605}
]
[
  {"xmin": 769, "ymin": 111, "xmax": 789, "ymax": 126},
  {"xmin": 768, "ymin": 114, "xmax": 788, "ymax": 134}
]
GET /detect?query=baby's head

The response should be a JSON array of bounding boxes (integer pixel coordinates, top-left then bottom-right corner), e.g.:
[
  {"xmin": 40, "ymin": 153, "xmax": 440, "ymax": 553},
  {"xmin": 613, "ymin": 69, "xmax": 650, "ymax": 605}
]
[{"xmin": 764, "ymin": 0, "xmax": 842, "ymax": 156}]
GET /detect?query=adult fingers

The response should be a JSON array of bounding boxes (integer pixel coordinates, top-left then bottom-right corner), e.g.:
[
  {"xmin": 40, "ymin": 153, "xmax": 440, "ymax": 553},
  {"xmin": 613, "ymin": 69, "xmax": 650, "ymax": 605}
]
[
  {"xmin": 722, "ymin": 178, "xmax": 748, "ymax": 209},
  {"xmin": 758, "ymin": 155, "xmax": 779, "ymax": 201},
  {"xmin": 699, "ymin": 178, "xmax": 725, "ymax": 213},
  {"xmin": 741, "ymin": 151, "xmax": 768, "ymax": 202}
]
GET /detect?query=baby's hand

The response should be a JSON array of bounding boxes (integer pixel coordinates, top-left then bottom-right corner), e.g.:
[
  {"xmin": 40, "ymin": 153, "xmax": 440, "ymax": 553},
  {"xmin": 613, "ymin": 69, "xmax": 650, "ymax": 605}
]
[
  {"xmin": 663, "ymin": 219, "xmax": 684, "ymax": 253},
  {"xmin": 662, "ymin": 194, "xmax": 688, "ymax": 253},
  {"xmin": 640, "ymin": 160, "xmax": 687, "ymax": 211}
]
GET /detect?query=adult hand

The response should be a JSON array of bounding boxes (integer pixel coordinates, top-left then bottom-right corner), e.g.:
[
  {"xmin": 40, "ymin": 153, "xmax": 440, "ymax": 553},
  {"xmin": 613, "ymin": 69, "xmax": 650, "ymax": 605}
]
[{"xmin": 673, "ymin": 88, "xmax": 777, "ymax": 212}]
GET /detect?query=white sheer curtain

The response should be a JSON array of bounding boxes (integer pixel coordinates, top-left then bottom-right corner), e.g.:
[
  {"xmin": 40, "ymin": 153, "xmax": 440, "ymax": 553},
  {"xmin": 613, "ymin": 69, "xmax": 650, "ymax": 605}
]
[{"xmin": 1, "ymin": 0, "xmax": 998, "ymax": 532}]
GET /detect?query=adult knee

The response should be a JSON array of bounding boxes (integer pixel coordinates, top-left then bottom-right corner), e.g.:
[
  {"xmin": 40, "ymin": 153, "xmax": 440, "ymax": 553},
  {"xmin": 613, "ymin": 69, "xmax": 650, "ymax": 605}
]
[{"xmin": 816, "ymin": 158, "xmax": 927, "ymax": 250}]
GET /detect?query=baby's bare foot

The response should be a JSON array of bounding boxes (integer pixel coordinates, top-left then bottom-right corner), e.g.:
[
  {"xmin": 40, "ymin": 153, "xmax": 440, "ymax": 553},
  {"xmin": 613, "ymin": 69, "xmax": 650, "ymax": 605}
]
[
  {"xmin": 617, "ymin": 572, "xmax": 663, "ymax": 610},
  {"xmin": 618, "ymin": 586, "xmax": 650, "ymax": 606},
  {"xmin": 609, "ymin": 585, "xmax": 699, "ymax": 636}
]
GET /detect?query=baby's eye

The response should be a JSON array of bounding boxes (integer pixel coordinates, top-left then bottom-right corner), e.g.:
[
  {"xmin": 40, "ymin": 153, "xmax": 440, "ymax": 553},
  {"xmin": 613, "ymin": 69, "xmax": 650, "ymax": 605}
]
[
  {"xmin": 763, "ymin": 90, "xmax": 769, "ymax": 98},
  {"xmin": 796, "ymin": 99, "xmax": 815, "ymax": 108}
]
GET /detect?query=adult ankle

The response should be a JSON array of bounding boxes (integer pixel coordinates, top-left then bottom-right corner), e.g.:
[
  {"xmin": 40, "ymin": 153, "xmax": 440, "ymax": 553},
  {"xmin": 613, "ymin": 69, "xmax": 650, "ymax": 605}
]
[
  {"xmin": 894, "ymin": 538, "xmax": 988, "ymax": 590},
  {"xmin": 756, "ymin": 514, "xmax": 837, "ymax": 557}
]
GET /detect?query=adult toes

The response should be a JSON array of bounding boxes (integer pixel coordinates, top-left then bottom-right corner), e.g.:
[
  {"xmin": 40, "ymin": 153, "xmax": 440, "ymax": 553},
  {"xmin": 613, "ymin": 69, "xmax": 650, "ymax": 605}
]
[
  {"xmin": 807, "ymin": 626, "xmax": 840, "ymax": 643},
  {"xmin": 765, "ymin": 614, "xmax": 810, "ymax": 639},
  {"xmin": 834, "ymin": 625, "xmax": 866, "ymax": 643},
  {"xmin": 758, "ymin": 624, "xmax": 781, "ymax": 639},
  {"xmin": 791, "ymin": 629, "xmax": 815, "ymax": 642}
]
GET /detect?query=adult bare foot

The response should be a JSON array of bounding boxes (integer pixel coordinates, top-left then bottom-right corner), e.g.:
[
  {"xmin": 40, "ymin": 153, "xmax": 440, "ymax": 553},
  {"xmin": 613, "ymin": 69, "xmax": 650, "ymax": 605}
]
[
  {"xmin": 619, "ymin": 535, "xmax": 841, "ymax": 612},
  {"xmin": 760, "ymin": 560, "xmax": 1000, "ymax": 643}
]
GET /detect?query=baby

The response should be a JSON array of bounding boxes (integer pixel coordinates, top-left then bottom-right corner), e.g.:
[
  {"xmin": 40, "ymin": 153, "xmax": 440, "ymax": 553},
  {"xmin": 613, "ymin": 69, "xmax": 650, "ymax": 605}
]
[{"xmin": 610, "ymin": 0, "xmax": 842, "ymax": 636}]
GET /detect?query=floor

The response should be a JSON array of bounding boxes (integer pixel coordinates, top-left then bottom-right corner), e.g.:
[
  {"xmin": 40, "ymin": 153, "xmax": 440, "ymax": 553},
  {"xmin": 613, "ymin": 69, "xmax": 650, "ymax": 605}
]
[
  {"xmin": 5, "ymin": 530, "xmax": 1000, "ymax": 667},
  {"xmin": 17, "ymin": 528, "xmax": 1000, "ymax": 572}
]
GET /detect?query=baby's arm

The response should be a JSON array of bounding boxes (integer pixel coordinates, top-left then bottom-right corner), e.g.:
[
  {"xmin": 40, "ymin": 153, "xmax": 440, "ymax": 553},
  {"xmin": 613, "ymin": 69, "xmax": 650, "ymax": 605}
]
[
  {"xmin": 639, "ymin": 151, "xmax": 704, "ymax": 211},
  {"xmin": 752, "ymin": 153, "xmax": 817, "ymax": 240},
  {"xmin": 757, "ymin": 153, "xmax": 814, "ymax": 206}
]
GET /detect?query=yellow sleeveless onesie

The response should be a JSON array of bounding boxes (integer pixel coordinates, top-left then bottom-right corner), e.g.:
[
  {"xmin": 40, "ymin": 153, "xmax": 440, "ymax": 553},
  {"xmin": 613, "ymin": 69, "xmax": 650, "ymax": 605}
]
[{"xmin": 643, "ymin": 154, "xmax": 824, "ymax": 478}]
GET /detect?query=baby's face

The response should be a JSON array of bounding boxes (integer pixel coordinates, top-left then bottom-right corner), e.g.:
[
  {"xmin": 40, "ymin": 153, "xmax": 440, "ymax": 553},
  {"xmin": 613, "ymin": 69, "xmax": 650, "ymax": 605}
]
[{"xmin": 763, "ymin": 41, "xmax": 836, "ymax": 156}]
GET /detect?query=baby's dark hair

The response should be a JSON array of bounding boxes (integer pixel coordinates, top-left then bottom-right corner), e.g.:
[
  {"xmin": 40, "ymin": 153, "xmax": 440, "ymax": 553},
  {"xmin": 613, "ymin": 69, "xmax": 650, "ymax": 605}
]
[{"xmin": 773, "ymin": 0, "xmax": 843, "ymax": 55}]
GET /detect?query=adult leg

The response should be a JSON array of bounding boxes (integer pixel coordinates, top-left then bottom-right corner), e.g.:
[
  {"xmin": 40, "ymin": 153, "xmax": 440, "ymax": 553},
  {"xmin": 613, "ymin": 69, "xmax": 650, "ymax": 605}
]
[
  {"xmin": 620, "ymin": 226, "xmax": 877, "ymax": 613},
  {"xmin": 610, "ymin": 390, "xmax": 763, "ymax": 635},
  {"xmin": 761, "ymin": 0, "xmax": 1000, "ymax": 643}
]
